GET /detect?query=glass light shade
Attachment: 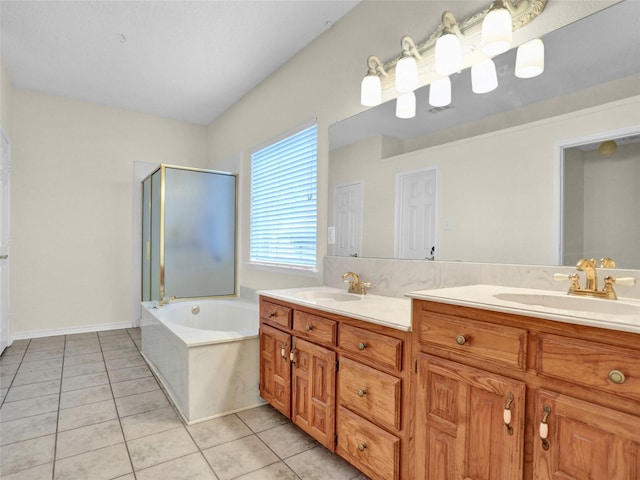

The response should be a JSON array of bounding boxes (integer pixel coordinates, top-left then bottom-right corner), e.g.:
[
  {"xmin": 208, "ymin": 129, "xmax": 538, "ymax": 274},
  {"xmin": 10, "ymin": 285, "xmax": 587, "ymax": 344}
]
[
  {"xmin": 429, "ymin": 76, "xmax": 451, "ymax": 107},
  {"xmin": 481, "ymin": 8, "xmax": 512, "ymax": 56},
  {"xmin": 471, "ymin": 59, "xmax": 498, "ymax": 93},
  {"xmin": 395, "ymin": 55, "xmax": 419, "ymax": 93},
  {"xmin": 395, "ymin": 91, "xmax": 416, "ymax": 119},
  {"xmin": 435, "ymin": 33, "xmax": 462, "ymax": 75},
  {"xmin": 598, "ymin": 140, "xmax": 617, "ymax": 156},
  {"xmin": 515, "ymin": 39, "xmax": 544, "ymax": 78},
  {"xmin": 360, "ymin": 74, "xmax": 382, "ymax": 106}
]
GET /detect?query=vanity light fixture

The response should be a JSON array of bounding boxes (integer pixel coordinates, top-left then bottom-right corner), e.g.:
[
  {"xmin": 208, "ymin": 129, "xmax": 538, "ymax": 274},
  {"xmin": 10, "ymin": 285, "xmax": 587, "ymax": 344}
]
[
  {"xmin": 396, "ymin": 91, "xmax": 417, "ymax": 119},
  {"xmin": 471, "ymin": 58, "xmax": 498, "ymax": 94},
  {"xmin": 515, "ymin": 38, "xmax": 544, "ymax": 78},
  {"xmin": 429, "ymin": 76, "xmax": 452, "ymax": 107},
  {"xmin": 360, "ymin": 55, "xmax": 387, "ymax": 107},
  {"xmin": 359, "ymin": 0, "xmax": 547, "ymax": 112},
  {"xmin": 395, "ymin": 36, "xmax": 421, "ymax": 93},
  {"xmin": 481, "ymin": 0, "xmax": 513, "ymax": 56},
  {"xmin": 435, "ymin": 12, "xmax": 462, "ymax": 75}
]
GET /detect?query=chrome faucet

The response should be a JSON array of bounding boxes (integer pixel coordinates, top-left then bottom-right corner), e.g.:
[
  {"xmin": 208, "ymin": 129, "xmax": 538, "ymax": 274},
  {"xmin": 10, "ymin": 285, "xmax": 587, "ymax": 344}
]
[
  {"xmin": 341, "ymin": 272, "xmax": 370, "ymax": 295},
  {"xmin": 555, "ymin": 257, "xmax": 635, "ymax": 300}
]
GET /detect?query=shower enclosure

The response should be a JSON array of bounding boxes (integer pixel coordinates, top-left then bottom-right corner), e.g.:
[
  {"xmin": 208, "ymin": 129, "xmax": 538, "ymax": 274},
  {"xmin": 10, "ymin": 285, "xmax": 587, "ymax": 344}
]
[{"xmin": 141, "ymin": 165, "xmax": 237, "ymax": 301}]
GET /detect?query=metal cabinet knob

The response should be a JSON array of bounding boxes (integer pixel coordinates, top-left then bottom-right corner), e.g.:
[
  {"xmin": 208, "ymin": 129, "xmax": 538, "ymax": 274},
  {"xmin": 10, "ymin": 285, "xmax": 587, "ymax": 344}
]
[
  {"xmin": 455, "ymin": 335, "xmax": 467, "ymax": 345},
  {"xmin": 305, "ymin": 324, "xmax": 313, "ymax": 332},
  {"xmin": 357, "ymin": 443, "xmax": 367, "ymax": 452},
  {"xmin": 608, "ymin": 370, "xmax": 626, "ymax": 384},
  {"xmin": 357, "ymin": 342, "xmax": 367, "ymax": 350},
  {"xmin": 357, "ymin": 388, "xmax": 367, "ymax": 397}
]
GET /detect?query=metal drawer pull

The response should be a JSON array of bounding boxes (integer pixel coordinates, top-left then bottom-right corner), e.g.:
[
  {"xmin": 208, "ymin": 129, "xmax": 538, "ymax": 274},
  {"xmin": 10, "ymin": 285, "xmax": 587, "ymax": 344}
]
[
  {"xmin": 357, "ymin": 443, "xmax": 367, "ymax": 452},
  {"xmin": 289, "ymin": 347, "xmax": 297, "ymax": 365},
  {"xmin": 539, "ymin": 405, "xmax": 551, "ymax": 451},
  {"xmin": 503, "ymin": 393, "xmax": 514, "ymax": 436},
  {"xmin": 305, "ymin": 324, "xmax": 313, "ymax": 332},
  {"xmin": 280, "ymin": 342, "xmax": 288, "ymax": 359},
  {"xmin": 357, "ymin": 342, "xmax": 367, "ymax": 350},
  {"xmin": 608, "ymin": 370, "xmax": 626, "ymax": 384},
  {"xmin": 357, "ymin": 388, "xmax": 367, "ymax": 397},
  {"xmin": 455, "ymin": 335, "xmax": 467, "ymax": 345},
  {"xmin": 268, "ymin": 312, "xmax": 276, "ymax": 318}
]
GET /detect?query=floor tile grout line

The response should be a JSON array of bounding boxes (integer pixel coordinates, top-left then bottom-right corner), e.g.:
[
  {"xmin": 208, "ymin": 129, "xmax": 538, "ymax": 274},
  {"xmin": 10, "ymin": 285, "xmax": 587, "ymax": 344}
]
[
  {"xmin": 0, "ymin": 339, "xmax": 29, "ymax": 409},
  {"xmin": 101, "ymin": 331, "xmax": 137, "ymax": 480}
]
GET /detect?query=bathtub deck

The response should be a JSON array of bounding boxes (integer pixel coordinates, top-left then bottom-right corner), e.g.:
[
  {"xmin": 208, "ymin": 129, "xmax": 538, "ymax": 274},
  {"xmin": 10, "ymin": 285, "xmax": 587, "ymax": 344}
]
[{"xmin": 0, "ymin": 328, "xmax": 368, "ymax": 479}]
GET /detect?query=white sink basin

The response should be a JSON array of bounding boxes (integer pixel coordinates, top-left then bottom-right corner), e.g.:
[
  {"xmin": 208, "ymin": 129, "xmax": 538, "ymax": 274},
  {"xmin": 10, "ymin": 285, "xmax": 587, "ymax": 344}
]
[
  {"xmin": 294, "ymin": 291, "xmax": 363, "ymax": 302},
  {"xmin": 493, "ymin": 293, "xmax": 639, "ymax": 316}
]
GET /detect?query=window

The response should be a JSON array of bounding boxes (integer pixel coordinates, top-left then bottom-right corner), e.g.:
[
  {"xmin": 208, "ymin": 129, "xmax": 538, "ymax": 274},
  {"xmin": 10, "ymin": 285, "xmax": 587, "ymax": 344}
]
[{"xmin": 250, "ymin": 123, "xmax": 317, "ymax": 269}]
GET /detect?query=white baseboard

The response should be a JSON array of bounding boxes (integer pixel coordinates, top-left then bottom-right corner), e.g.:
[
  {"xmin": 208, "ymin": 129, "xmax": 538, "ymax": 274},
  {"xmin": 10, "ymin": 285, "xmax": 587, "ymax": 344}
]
[{"xmin": 10, "ymin": 321, "xmax": 136, "ymax": 342}]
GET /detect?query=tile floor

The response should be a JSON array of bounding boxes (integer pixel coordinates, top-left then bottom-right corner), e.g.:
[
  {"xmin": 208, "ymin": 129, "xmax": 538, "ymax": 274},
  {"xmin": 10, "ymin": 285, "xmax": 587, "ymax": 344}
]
[{"xmin": 0, "ymin": 328, "xmax": 368, "ymax": 480}]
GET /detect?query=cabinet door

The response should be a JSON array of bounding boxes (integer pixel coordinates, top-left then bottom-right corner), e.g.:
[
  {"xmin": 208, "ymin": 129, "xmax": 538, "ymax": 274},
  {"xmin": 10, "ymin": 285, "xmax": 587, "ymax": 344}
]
[
  {"xmin": 533, "ymin": 389, "xmax": 640, "ymax": 479},
  {"xmin": 291, "ymin": 336, "xmax": 336, "ymax": 451},
  {"xmin": 259, "ymin": 323, "xmax": 291, "ymax": 417},
  {"xmin": 416, "ymin": 354, "xmax": 526, "ymax": 480}
]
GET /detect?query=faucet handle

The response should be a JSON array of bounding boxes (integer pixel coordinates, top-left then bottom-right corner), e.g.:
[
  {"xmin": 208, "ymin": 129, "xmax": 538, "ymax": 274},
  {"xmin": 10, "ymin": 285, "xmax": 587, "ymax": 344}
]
[{"xmin": 600, "ymin": 258, "xmax": 616, "ymax": 268}]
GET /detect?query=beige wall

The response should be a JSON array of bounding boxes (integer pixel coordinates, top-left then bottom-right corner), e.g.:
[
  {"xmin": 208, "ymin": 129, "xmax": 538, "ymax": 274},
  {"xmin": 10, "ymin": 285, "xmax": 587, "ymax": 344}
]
[
  {"xmin": 1, "ymin": 57, "xmax": 12, "ymax": 137},
  {"xmin": 10, "ymin": 90, "xmax": 206, "ymax": 335}
]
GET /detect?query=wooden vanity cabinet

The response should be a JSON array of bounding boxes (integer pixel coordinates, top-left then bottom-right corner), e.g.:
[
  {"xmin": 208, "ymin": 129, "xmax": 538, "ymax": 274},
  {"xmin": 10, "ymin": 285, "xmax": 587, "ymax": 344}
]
[
  {"xmin": 412, "ymin": 299, "xmax": 640, "ymax": 480},
  {"xmin": 259, "ymin": 296, "xmax": 412, "ymax": 480}
]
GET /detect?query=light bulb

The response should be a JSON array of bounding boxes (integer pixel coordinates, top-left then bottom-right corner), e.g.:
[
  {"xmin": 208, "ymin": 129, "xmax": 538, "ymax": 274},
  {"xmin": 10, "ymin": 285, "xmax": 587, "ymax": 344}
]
[
  {"xmin": 395, "ymin": 55, "xmax": 418, "ymax": 93},
  {"xmin": 435, "ymin": 33, "xmax": 462, "ymax": 75},
  {"xmin": 429, "ymin": 76, "xmax": 451, "ymax": 107},
  {"xmin": 471, "ymin": 59, "xmax": 498, "ymax": 93},
  {"xmin": 481, "ymin": 8, "xmax": 512, "ymax": 56},
  {"xmin": 360, "ymin": 74, "xmax": 382, "ymax": 106},
  {"xmin": 515, "ymin": 39, "xmax": 544, "ymax": 78},
  {"xmin": 395, "ymin": 91, "xmax": 416, "ymax": 119}
]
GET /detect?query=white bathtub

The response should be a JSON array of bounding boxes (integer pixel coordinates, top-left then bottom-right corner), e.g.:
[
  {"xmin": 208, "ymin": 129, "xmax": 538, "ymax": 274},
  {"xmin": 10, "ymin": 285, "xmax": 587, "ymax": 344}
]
[{"xmin": 140, "ymin": 299, "xmax": 265, "ymax": 424}]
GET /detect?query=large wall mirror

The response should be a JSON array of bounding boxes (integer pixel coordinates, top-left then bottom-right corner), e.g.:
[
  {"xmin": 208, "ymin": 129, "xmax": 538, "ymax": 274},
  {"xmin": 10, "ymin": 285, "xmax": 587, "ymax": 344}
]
[{"xmin": 328, "ymin": 2, "xmax": 640, "ymax": 268}]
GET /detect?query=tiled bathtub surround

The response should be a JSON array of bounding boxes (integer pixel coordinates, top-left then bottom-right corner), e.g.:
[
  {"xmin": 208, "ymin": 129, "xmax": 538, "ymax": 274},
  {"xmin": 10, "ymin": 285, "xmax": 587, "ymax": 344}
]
[
  {"xmin": 0, "ymin": 328, "xmax": 367, "ymax": 480},
  {"xmin": 324, "ymin": 256, "xmax": 640, "ymax": 300}
]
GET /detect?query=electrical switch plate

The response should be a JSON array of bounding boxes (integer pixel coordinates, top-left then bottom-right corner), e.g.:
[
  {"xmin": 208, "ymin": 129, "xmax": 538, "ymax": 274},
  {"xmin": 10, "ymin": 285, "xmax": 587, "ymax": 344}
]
[{"xmin": 328, "ymin": 226, "xmax": 336, "ymax": 244}]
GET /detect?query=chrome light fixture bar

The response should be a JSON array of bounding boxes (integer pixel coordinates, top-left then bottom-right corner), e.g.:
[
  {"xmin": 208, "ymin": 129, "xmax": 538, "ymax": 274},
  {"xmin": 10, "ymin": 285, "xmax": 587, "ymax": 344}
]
[{"xmin": 360, "ymin": 0, "xmax": 547, "ymax": 113}]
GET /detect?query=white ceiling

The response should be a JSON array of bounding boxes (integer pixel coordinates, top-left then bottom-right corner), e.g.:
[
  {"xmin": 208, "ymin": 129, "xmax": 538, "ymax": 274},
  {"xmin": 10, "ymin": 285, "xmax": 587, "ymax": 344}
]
[{"xmin": 0, "ymin": 0, "xmax": 359, "ymax": 125}]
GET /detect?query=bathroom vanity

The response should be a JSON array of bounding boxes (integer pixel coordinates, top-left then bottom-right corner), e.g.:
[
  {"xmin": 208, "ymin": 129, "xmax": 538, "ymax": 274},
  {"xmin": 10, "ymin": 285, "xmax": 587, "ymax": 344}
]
[
  {"xmin": 408, "ymin": 285, "xmax": 640, "ymax": 480},
  {"xmin": 257, "ymin": 288, "xmax": 413, "ymax": 480},
  {"xmin": 258, "ymin": 285, "xmax": 640, "ymax": 479}
]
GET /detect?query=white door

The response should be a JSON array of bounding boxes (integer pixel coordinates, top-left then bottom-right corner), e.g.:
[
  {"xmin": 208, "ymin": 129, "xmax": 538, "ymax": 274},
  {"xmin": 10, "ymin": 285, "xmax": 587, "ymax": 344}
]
[
  {"xmin": 395, "ymin": 168, "xmax": 437, "ymax": 259},
  {"xmin": 0, "ymin": 131, "xmax": 11, "ymax": 353},
  {"xmin": 333, "ymin": 182, "xmax": 363, "ymax": 257}
]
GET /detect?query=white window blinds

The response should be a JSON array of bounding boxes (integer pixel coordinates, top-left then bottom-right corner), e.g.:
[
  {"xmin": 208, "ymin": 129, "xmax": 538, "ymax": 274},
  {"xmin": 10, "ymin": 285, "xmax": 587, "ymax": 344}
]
[{"xmin": 250, "ymin": 123, "xmax": 317, "ymax": 269}]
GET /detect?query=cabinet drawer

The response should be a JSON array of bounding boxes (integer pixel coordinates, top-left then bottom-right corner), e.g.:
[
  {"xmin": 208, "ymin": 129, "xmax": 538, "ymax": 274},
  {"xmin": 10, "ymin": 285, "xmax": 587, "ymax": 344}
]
[
  {"xmin": 337, "ymin": 356, "xmax": 401, "ymax": 431},
  {"xmin": 418, "ymin": 311, "xmax": 527, "ymax": 370},
  {"xmin": 538, "ymin": 333, "xmax": 640, "ymax": 404},
  {"xmin": 338, "ymin": 324, "xmax": 403, "ymax": 372},
  {"xmin": 260, "ymin": 301, "xmax": 291, "ymax": 330},
  {"xmin": 336, "ymin": 406, "xmax": 399, "ymax": 480},
  {"xmin": 293, "ymin": 311, "xmax": 337, "ymax": 345}
]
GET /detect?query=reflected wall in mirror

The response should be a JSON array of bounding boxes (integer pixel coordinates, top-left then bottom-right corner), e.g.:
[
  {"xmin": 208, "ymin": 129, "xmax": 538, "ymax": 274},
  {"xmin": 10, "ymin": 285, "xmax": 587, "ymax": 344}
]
[
  {"xmin": 328, "ymin": 2, "xmax": 640, "ymax": 267},
  {"xmin": 561, "ymin": 130, "xmax": 640, "ymax": 269}
]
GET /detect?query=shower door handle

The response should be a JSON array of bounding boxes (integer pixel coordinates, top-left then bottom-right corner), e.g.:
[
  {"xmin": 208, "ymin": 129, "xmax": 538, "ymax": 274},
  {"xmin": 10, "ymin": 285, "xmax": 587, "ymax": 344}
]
[{"xmin": 0, "ymin": 255, "xmax": 7, "ymax": 259}]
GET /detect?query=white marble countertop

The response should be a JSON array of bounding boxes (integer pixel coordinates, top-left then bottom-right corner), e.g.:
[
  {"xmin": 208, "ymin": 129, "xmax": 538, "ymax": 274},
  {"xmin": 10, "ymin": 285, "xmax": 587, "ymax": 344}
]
[
  {"xmin": 257, "ymin": 286, "xmax": 412, "ymax": 332},
  {"xmin": 407, "ymin": 284, "xmax": 640, "ymax": 334}
]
